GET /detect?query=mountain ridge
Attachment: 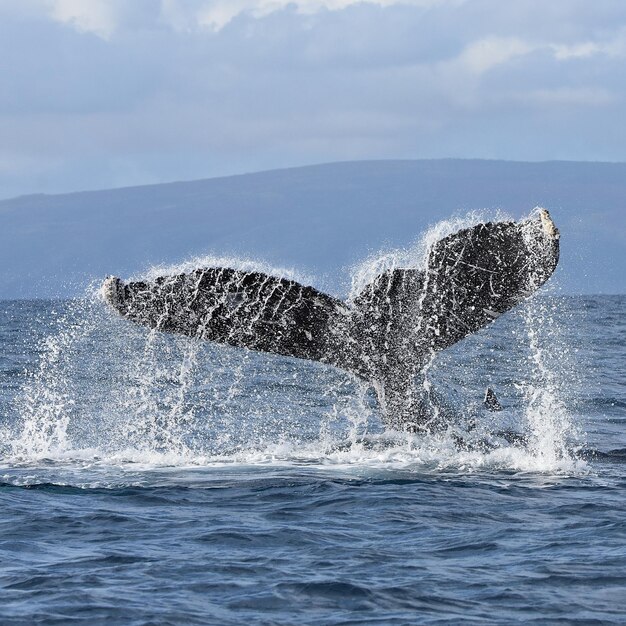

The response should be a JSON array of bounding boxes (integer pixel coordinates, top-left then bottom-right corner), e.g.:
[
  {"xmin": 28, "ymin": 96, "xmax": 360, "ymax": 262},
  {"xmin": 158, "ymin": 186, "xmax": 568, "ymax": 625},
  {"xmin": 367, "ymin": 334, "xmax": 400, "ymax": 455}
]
[{"xmin": 2, "ymin": 159, "xmax": 624, "ymax": 298}]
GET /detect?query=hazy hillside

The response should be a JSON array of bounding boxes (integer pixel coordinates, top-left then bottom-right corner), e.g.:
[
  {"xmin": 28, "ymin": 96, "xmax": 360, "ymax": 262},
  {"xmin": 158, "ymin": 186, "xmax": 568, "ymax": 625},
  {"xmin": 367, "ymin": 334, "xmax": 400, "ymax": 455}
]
[{"xmin": 1, "ymin": 159, "xmax": 624, "ymax": 298}]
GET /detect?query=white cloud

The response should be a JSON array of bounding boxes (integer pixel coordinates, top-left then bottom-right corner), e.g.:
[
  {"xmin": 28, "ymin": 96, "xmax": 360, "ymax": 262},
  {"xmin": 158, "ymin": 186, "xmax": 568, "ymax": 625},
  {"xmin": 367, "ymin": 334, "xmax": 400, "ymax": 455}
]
[
  {"xmin": 551, "ymin": 31, "xmax": 626, "ymax": 60},
  {"xmin": 457, "ymin": 37, "xmax": 536, "ymax": 75},
  {"xmin": 0, "ymin": 0, "xmax": 134, "ymax": 39},
  {"xmin": 451, "ymin": 30, "xmax": 626, "ymax": 78},
  {"xmin": 193, "ymin": 0, "xmax": 464, "ymax": 30},
  {"xmin": 552, "ymin": 41, "xmax": 604, "ymax": 61},
  {"xmin": 47, "ymin": 0, "xmax": 118, "ymax": 38}
]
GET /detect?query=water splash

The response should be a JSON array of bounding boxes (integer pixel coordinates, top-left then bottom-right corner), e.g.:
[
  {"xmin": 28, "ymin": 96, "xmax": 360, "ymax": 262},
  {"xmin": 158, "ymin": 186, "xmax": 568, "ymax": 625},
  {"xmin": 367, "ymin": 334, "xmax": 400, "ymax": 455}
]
[
  {"xmin": 520, "ymin": 295, "xmax": 584, "ymax": 468},
  {"xmin": 6, "ymin": 212, "xmax": 585, "ymax": 475},
  {"xmin": 140, "ymin": 253, "xmax": 315, "ymax": 291},
  {"xmin": 12, "ymin": 306, "xmax": 86, "ymax": 457}
]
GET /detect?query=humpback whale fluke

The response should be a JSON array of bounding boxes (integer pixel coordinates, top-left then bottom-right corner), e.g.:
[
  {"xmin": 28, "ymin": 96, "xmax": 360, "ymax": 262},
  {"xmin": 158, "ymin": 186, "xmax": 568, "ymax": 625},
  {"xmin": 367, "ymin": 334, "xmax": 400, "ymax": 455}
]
[{"xmin": 102, "ymin": 210, "xmax": 559, "ymax": 431}]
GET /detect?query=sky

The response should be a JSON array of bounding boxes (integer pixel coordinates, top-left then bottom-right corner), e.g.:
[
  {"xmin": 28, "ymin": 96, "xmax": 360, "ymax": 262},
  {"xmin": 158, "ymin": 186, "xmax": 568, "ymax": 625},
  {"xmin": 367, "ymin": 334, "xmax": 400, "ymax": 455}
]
[{"xmin": 1, "ymin": 0, "xmax": 625, "ymax": 198}]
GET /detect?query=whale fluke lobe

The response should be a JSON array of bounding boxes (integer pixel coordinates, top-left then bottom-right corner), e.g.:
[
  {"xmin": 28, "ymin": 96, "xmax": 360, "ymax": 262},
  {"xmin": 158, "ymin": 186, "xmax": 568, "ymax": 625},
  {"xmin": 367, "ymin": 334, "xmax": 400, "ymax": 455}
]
[
  {"xmin": 102, "ymin": 269, "xmax": 358, "ymax": 371},
  {"xmin": 103, "ymin": 210, "xmax": 560, "ymax": 430}
]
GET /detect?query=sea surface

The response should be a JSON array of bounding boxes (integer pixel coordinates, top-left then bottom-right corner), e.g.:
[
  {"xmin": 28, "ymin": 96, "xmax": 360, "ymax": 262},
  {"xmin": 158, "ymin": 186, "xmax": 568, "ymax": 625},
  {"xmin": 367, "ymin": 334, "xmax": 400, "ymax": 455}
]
[{"xmin": 0, "ymin": 293, "xmax": 624, "ymax": 625}]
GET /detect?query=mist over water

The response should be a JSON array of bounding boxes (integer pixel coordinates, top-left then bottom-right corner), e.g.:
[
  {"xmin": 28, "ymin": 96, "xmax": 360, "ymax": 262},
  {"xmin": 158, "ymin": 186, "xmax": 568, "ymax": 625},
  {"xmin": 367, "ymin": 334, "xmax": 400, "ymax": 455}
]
[{"xmin": 1, "ymin": 216, "xmax": 624, "ymax": 624}]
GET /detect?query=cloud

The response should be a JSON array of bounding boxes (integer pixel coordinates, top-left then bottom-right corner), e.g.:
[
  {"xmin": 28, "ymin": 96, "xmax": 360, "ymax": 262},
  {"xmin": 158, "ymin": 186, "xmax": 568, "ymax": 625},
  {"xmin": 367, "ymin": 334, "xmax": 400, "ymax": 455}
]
[
  {"xmin": 0, "ymin": 0, "xmax": 625, "ymax": 198},
  {"xmin": 194, "ymin": 0, "xmax": 461, "ymax": 30},
  {"xmin": 48, "ymin": 0, "xmax": 118, "ymax": 38},
  {"xmin": 0, "ymin": 0, "xmax": 465, "ymax": 37},
  {"xmin": 456, "ymin": 37, "xmax": 536, "ymax": 74},
  {"xmin": 551, "ymin": 31, "xmax": 626, "ymax": 60}
]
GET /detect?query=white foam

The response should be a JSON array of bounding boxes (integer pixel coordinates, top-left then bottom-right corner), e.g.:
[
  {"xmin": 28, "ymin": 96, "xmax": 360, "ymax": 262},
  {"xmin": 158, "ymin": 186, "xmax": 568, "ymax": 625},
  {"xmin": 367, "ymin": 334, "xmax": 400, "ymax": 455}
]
[
  {"xmin": 1, "ymin": 431, "xmax": 589, "ymax": 485},
  {"xmin": 137, "ymin": 253, "xmax": 315, "ymax": 287}
]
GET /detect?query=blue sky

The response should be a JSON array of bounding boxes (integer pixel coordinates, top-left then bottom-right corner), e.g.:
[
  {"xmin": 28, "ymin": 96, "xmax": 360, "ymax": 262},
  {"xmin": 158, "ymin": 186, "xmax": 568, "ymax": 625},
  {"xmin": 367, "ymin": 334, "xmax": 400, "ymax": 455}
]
[{"xmin": 1, "ymin": 0, "xmax": 625, "ymax": 198}]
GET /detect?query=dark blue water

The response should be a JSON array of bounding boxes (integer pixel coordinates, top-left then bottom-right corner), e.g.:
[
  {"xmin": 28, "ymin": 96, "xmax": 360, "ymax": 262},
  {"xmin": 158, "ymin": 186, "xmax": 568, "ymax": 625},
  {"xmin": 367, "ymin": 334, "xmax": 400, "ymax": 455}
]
[{"xmin": 1, "ymin": 294, "xmax": 624, "ymax": 625}]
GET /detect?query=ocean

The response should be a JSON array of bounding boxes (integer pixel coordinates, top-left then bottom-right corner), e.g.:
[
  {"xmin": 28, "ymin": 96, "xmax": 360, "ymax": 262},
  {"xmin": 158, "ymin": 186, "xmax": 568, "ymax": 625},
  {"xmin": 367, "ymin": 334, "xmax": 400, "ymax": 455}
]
[{"xmin": 0, "ymin": 292, "xmax": 624, "ymax": 625}]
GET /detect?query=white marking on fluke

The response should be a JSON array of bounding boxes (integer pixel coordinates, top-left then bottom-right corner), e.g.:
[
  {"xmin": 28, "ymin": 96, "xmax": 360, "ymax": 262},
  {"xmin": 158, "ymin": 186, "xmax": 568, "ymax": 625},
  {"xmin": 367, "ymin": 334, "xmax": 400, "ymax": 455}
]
[{"xmin": 539, "ymin": 209, "xmax": 560, "ymax": 240}]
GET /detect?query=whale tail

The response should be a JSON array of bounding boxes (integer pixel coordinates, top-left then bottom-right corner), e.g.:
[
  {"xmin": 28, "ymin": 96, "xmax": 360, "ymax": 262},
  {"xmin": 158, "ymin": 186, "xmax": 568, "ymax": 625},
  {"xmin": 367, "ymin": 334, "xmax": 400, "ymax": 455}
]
[{"xmin": 103, "ymin": 210, "xmax": 559, "ymax": 430}]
